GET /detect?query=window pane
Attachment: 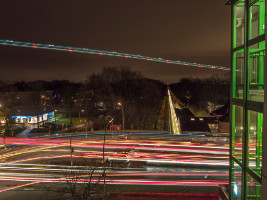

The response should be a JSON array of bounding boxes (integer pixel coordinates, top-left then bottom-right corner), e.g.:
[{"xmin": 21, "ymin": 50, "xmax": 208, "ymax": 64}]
[
  {"xmin": 247, "ymin": 173, "xmax": 261, "ymax": 200},
  {"xmin": 234, "ymin": 52, "xmax": 244, "ymax": 99},
  {"xmin": 233, "ymin": 106, "xmax": 243, "ymax": 162},
  {"xmin": 248, "ymin": 111, "xmax": 262, "ymax": 175},
  {"xmin": 235, "ymin": 5, "xmax": 245, "ymax": 47},
  {"xmin": 248, "ymin": 43, "xmax": 265, "ymax": 102},
  {"xmin": 251, "ymin": 5, "xmax": 260, "ymax": 39},
  {"xmin": 232, "ymin": 163, "xmax": 242, "ymax": 200}
]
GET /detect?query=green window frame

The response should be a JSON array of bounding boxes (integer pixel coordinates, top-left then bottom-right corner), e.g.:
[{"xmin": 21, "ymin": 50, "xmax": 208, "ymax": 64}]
[
  {"xmin": 233, "ymin": 1, "xmax": 245, "ymax": 49},
  {"xmin": 249, "ymin": 1, "xmax": 265, "ymax": 39},
  {"xmin": 248, "ymin": 111, "xmax": 263, "ymax": 176},
  {"xmin": 232, "ymin": 105, "xmax": 244, "ymax": 162},
  {"xmin": 233, "ymin": 50, "xmax": 245, "ymax": 99}
]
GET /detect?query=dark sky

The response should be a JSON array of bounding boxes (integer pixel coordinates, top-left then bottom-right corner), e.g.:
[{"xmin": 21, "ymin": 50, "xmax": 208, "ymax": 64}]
[{"xmin": 0, "ymin": 0, "xmax": 231, "ymax": 84}]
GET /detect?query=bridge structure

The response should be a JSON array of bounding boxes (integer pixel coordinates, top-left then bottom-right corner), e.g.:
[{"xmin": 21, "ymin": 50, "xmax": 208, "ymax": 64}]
[{"xmin": 0, "ymin": 39, "xmax": 230, "ymax": 71}]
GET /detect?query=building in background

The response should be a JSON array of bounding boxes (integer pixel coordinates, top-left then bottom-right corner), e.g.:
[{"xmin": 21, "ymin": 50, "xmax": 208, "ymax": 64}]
[
  {"xmin": 0, "ymin": 91, "xmax": 55, "ymax": 125},
  {"xmin": 11, "ymin": 111, "xmax": 54, "ymax": 125},
  {"xmin": 175, "ymin": 108, "xmax": 211, "ymax": 133},
  {"xmin": 227, "ymin": 0, "xmax": 265, "ymax": 199},
  {"xmin": 210, "ymin": 103, "xmax": 230, "ymax": 134}
]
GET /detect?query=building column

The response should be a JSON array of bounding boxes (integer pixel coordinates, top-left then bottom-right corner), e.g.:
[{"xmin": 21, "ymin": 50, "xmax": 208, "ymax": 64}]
[{"xmin": 261, "ymin": 3, "xmax": 267, "ymax": 198}]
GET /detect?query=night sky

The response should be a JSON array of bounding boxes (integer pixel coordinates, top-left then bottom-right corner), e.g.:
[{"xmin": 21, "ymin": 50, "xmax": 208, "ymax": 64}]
[{"xmin": 0, "ymin": 0, "xmax": 231, "ymax": 84}]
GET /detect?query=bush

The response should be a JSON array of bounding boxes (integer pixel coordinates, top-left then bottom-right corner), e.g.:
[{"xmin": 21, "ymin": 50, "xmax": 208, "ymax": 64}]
[{"xmin": 5, "ymin": 127, "xmax": 26, "ymax": 136}]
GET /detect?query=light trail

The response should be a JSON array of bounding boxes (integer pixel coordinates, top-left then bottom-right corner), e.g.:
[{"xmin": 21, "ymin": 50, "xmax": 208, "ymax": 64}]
[
  {"xmin": 0, "ymin": 182, "xmax": 36, "ymax": 193},
  {"xmin": 0, "ymin": 148, "xmax": 229, "ymax": 168},
  {"xmin": 2, "ymin": 138, "xmax": 229, "ymax": 155},
  {"xmin": 0, "ymin": 134, "xmax": 229, "ymax": 195},
  {"xmin": 2, "ymin": 142, "xmax": 229, "ymax": 155},
  {"xmin": 0, "ymin": 39, "xmax": 230, "ymax": 71},
  {"xmin": 0, "ymin": 170, "xmax": 229, "ymax": 177},
  {"xmin": 0, "ymin": 177, "xmax": 228, "ymax": 186},
  {"xmin": 0, "ymin": 145, "xmax": 58, "ymax": 163},
  {"xmin": 4, "ymin": 137, "xmax": 229, "ymax": 149}
]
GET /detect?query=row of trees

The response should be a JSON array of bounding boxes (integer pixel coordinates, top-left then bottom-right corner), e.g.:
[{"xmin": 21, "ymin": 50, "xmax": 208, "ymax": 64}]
[
  {"xmin": 83, "ymin": 67, "xmax": 166, "ymax": 130},
  {"xmin": 0, "ymin": 67, "xmax": 166, "ymax": 130},
  {"xmin": 169, "ymin": 73, "xmax": 230, "ymax": 115},
  {"xmin": 0, "ymin": 67, "xmax": 230, "ymax": 130}
]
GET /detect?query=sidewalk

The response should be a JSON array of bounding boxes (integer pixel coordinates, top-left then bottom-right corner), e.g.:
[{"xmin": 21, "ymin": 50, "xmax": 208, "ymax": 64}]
[{"xmin": 17, "ymin": 127, "xmax": 33, "ymax": 138}]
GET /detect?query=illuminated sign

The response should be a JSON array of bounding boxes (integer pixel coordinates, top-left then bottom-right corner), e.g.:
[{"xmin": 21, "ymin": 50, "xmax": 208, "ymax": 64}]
[{"xmin": 11, "ymin": 116, "xmax": 32, "ymax": 119}]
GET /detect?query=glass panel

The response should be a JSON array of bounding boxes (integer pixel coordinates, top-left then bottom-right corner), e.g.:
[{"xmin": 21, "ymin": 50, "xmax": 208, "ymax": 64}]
[
  {"xmin": 248, "ymin": 43, "xmax": 265, "ymax": 102},
  {"xmin": 232, "ymin": 162, "xmax": 242, "ymax": 200},
  {"xmin": 235, "ymin": 5, "xmax": 245, "ymax": 47},
  {"xmin": 233, "ymin": 106, "xmax": 243, "ymax": 162},
  {"xmin": 250, "ymin": 43, "xmax": 260, "ymax": 49},
  {"xmin": 234, "ymin": 52, "xmax": 244, "ymax": 99},
  {"xmin": 247, "ymin": 173, "xmax": 261, "ymax": 200},
  {"xmin": 248, "ymin": 111, "xmax": 263, "ymax": 175},
  {"xmin": 251, "ymin": 1, "xmax": 265, "ymax": 36},
  {"xmin": 251, "ymin": 5, "xmax": 260, "ymax": 39}
]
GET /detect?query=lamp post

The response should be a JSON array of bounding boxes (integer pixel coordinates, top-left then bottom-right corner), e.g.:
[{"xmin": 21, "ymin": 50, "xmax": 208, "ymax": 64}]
[
  {"xmin": 117, "ymin": 102, "xmax": 124, "ymax": 134},
  {"xmin": 79, "ymin": 109, "xmax": 84, "ymax": 122},
  {"xmin": 103, "ymin": 116, "xmax": 114, "ymax": 162},
  {"xmin": 70, "ymin": 134, "xmax": 74, "ymax": 166},
  {"xmin": 54, "ymin": 109, "xmax": 57, "ymax": 124},
  {"xmin": 102, "ymin": 116, "xmax": 113, "ymax": 195}
]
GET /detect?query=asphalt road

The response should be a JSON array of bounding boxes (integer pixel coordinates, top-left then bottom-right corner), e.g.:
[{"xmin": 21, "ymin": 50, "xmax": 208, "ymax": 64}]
[{"xmin": 0, "ymin": 132, "xmax": 229, "ymax": 199}]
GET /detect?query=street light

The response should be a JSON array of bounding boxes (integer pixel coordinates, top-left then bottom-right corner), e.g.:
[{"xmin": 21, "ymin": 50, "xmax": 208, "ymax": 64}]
[
  {"xmin": 117, "ymin": 102, "xmax": 124, "ymax": 134},
  {"xmin": 102, "ymin": 116, "xmax": 113, "ymax": 194},
  {"xmin": 54, "ymin": 109, "xmax": 57, "ymax": 124},
  {"xmin": 103, "ymin": 116, "xmax": 114, "ymax": 162},
  {"xmin": 79, "ymin": 109, "xmax": 85, "ymax": 121},
  {"xmin": 70, "ymin": 133, "xmax": 74, "ymax": 166}
]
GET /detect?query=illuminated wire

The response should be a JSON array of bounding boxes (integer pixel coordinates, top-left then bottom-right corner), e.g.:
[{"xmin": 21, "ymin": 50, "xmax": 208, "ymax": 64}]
[{"xmin": 0, "ymin": 39, "xmax": 230, "ymax": 71}]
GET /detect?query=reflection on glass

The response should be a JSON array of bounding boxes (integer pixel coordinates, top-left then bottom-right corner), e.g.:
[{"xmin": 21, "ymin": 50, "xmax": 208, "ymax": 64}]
[
  {"xmin": 235, "ymin": 52, "xmax": 244, "ymax": 99},
  {"xmin": 232, "ymin": 163, "xmax": 242, "ymax": 200},
  {"xmin": 248, "ymin": 46, "xmax": 265, "ymax": 102},
  {"xmin": 247, "ymin": 173, "xmax": 261, "ymax": 200},
  {"xmin": 233, "ymin": 106, "xmax": 243, "ymax": 162},
  {"xmin": 248, "ymin": 111, "xmax": 262, "ymax": 175},
  {"xmin": 235, "ymin": 6, "xmax": 245, "ymax": 47},
  {"xmin": 251, "ymin": 5, "xmax": 260, "ymax": 39}
]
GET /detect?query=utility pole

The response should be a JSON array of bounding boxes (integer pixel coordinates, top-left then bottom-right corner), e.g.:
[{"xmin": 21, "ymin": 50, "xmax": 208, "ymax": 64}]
[
  {"xmin": 54, "ymin": 110, "xmax": 57, "ymax": 124},
  {"xmin": 49, "ymin": 124, "xmax": 51, "ymax": 135},
  {"xmin": 70, "ymin": 134, "xmax": 73, "ymax": 166},
  {"xmin": 117, "ymin": 102, "xmax": 124, "ymax": 134},
  {"xmin": 103, "ymin": 117, "xmax": 114, "ymax": 162}
]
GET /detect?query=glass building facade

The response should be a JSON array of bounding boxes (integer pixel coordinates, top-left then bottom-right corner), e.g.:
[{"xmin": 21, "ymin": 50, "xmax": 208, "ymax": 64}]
[{"xmin": 229, "ymin": 0, "xmax": 265, "ymax": 199}]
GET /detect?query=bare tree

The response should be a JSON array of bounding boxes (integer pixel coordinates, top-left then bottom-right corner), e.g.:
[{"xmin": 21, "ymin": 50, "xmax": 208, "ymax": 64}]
[{"xmin": 47, "ymin": 156, "xmax": 111, "ymax": 200}]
